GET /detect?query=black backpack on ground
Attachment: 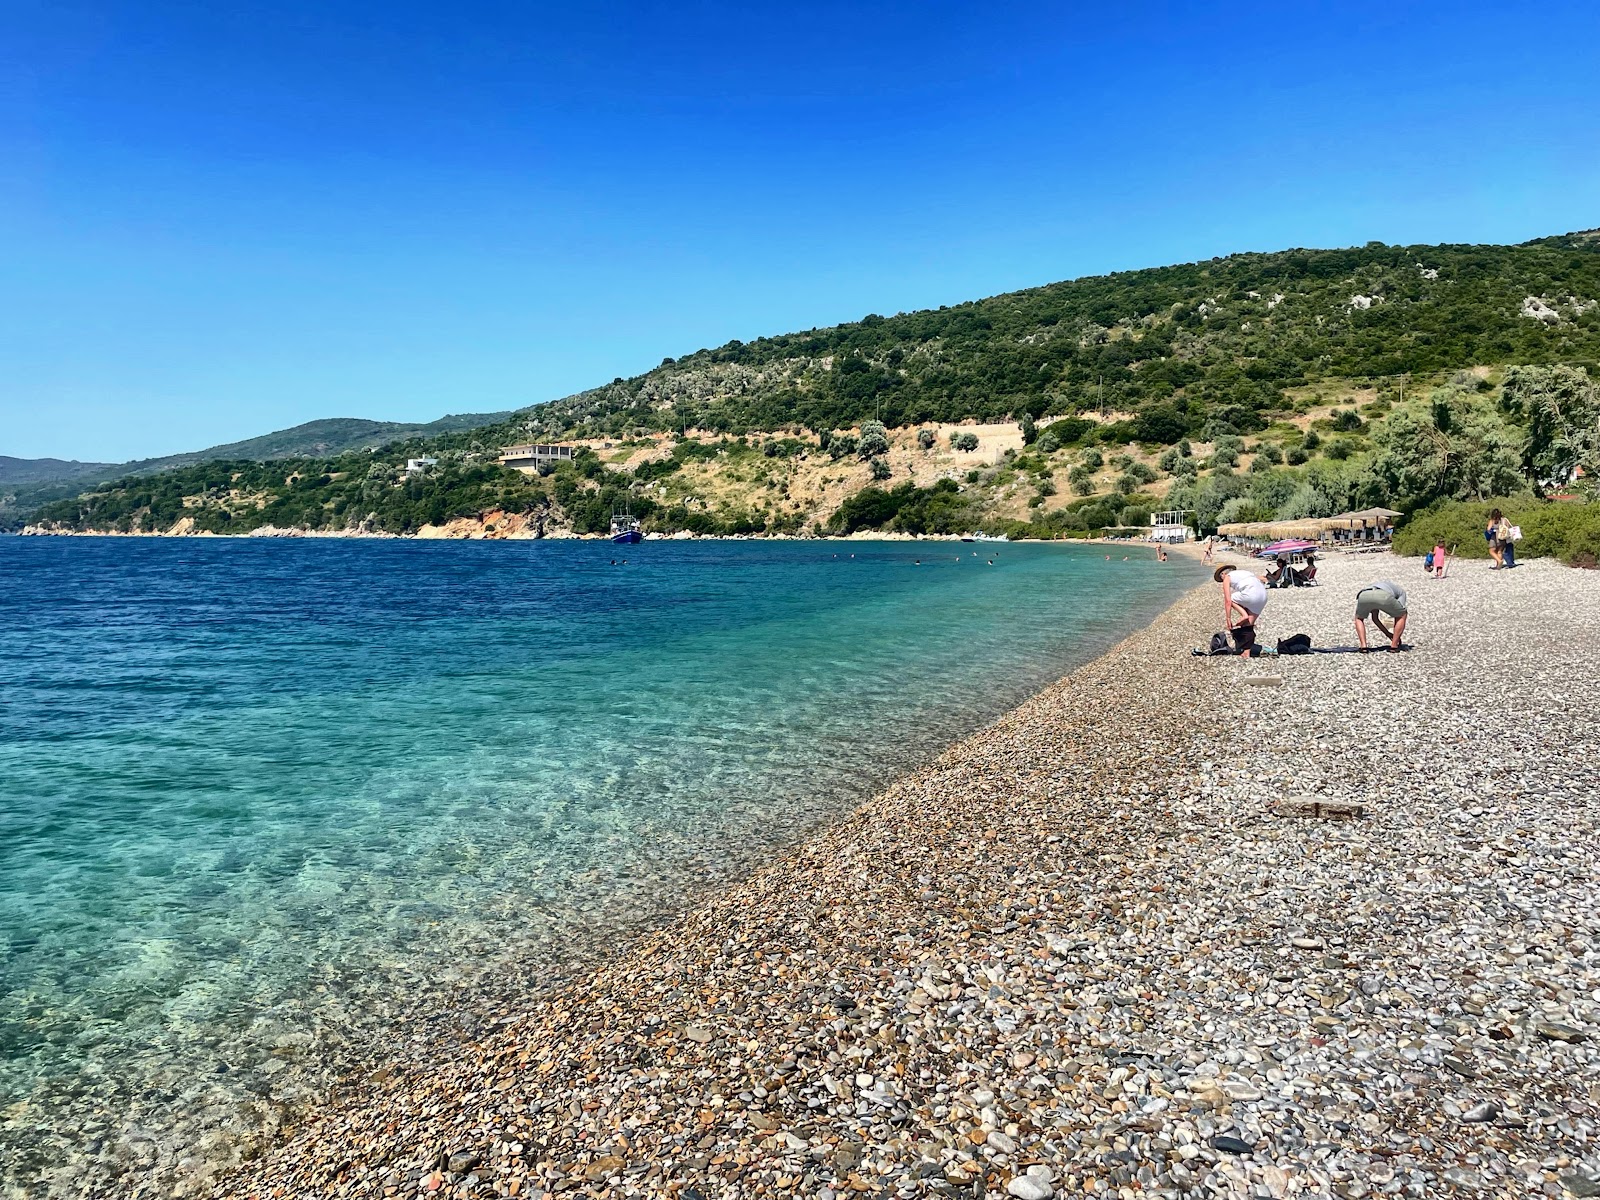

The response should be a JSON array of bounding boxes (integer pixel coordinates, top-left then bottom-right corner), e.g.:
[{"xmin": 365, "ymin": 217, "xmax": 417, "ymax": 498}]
[{"xmin": 1276, "ymin": 632, "xmax": 1313, "ymax": 655}]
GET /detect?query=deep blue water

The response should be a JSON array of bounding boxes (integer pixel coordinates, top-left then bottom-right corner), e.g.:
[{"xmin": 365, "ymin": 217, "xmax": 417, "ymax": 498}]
[{"xmin": 0, "ymin": 536, "xmax": 1200, "ymax": 1127}]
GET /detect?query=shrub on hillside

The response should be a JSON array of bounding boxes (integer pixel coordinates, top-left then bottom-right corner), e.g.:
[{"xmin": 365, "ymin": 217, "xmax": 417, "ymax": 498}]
[
  {"xmin": 951, "ymin": 431, "xmax": 980, "ymax": 452},
  {"xmin": 828, "ymin": 432, "xmax": 859, "ymax": 459},
  {"xmin": 857, "ymin": 420, "xmax": 890, "ymax": 459},
  {"xmin": 1046, "ymin": 417, "xmax": 1095, "ymax": 446},
  {"xmin": 1217, "ymin": 497, "xmax": 1274, "ymax": 524},
  {"xmin": 916, "ymin": 427, "xmax": 936, "ymax": 450}
]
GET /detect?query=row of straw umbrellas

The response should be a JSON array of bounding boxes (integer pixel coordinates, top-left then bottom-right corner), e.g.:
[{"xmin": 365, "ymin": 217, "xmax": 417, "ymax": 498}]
[{"xmin": 1217, "ymin": 507, "xmax": 1402, "ymax": 545}]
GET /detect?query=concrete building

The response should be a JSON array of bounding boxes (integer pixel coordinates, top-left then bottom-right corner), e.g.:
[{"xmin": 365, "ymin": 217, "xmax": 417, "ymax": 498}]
[
  {"xmin": 500, "ymin": 444, "xmax": 576, "ymax": 472},
  {"xmin": 1150, "ymin": 510, "xmax": 1193, "ymax": 542}
]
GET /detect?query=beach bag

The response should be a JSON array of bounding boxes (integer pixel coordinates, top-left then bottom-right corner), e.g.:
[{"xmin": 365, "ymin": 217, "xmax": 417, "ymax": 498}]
[
  {"xmin": 1509, "ymin": 525, "xmax": 1523, "ymax": 542},
  {"xmin": 1276, "ymin": 633, "xmax": 1313, "ymax": 655},
  {"xmin": 1208, "ymin": 632, "xmax": 1234, "ymax": 655}
]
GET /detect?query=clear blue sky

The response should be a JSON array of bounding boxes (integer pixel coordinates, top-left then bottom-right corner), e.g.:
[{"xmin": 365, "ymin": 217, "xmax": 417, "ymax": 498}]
[{"xmin": 3, "ymin": 0, "xmax": 1597, "ymax": 462}]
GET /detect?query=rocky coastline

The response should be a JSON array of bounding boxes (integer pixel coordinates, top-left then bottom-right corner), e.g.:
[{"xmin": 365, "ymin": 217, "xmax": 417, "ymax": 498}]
[{"xmin": 188, "ymin": 550, "xmax": 1599, "ymax": 1200}]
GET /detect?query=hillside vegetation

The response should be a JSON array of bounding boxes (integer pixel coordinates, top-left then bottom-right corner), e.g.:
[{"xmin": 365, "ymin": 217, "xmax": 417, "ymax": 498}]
[
  {"xmin": 1, "ymin": 411, "xmax": 513, "ymax": 525},
  {"xmin": 0, "ymin": 457, "xmax": 116, "ymax": 487},
  {"xmin": 19, "ymin": 233, "xmax": 1600, "ymax": 541}
]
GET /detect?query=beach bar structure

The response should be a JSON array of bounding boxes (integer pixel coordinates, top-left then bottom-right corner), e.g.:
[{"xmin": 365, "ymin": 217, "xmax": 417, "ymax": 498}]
[
  {"xmin": 500, "ymin": 443, "xmax": 576, "ymax": 472},
  {"xmin": 1217, "ymin": 508, "xmax": 1401, "ymax": 550},
  {"xmin": 1149, "ymin": 510, "xmax": 1193, "ymax": 542}
]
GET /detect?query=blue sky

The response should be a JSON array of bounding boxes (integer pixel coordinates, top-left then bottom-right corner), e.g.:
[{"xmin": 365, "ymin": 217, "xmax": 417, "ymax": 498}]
[{"xmin": 3, "ymin": 1, "xmax": 1598, "ymax": 462}]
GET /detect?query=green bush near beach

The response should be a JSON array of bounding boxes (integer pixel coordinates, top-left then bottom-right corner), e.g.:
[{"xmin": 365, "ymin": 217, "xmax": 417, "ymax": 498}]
[{"xmin": 1394, "ymin": 499, "xmax": 1600, "ymax": 567}]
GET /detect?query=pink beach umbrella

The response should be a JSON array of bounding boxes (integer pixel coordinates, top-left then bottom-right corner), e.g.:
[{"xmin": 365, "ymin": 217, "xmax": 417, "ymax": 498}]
[{"xmin": 1256, "ymin": 538, "xmax": 1319, "ymax": 556}]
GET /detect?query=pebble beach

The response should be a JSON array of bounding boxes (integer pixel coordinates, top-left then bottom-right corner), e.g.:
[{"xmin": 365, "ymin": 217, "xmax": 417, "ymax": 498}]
[{"xmin": 186, "ymin": 549, "xmax": 1598, "ymax": 1199}]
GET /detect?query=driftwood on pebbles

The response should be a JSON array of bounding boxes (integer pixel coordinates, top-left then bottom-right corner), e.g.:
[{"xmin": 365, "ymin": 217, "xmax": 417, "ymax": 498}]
[{"xmin": 204, "ymin": 552, "xmax": 1598, "ymax": 1200}]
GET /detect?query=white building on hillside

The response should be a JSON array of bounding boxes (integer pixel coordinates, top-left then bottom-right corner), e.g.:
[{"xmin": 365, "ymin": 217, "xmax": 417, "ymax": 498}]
[
  {"xmin": 500, "ymin": 443, "xmax": 576, "ymax": 472},
  {"xmin": 1150, "ymin": 510, "xmax": 1193, "ymax": 542}
]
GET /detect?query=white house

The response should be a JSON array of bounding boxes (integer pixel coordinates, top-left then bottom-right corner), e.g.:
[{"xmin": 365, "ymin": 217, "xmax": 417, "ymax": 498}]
[
  {"xmin": 1150, "ymin": 510, "xmax": 1193, "ymax": 542},
  {"xmin": 499, "ymin": 443, "xmax": 576, "ymax": 472}
]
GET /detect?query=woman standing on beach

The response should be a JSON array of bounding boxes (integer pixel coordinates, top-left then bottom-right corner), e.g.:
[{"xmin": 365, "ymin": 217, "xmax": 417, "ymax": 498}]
[{"xmin": 1485, "ymin": 510, "xmax": 1505, "ymax": 569}]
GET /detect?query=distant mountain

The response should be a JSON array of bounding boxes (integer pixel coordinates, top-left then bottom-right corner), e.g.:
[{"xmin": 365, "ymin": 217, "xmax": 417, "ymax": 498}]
[
  {"xmin": 4, "ymin": 411, "xmax": 516, "ymax": 492},
  {"xmin": 114, "ymin": 413, "xmax": 518, "ymax": 475},
  {"xmin": 0, "ymin": 457, "xmax": 117, "ymax": 486},
  {"xmin": 1, "ymin": 409, "xmax": 519, "ymax": 524}
]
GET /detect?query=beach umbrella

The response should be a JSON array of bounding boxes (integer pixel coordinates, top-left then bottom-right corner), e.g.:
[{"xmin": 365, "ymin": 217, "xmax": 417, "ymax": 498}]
[{"xmin": 1257, "ymin": 538, "xmax": 1318, "ymax": 555}]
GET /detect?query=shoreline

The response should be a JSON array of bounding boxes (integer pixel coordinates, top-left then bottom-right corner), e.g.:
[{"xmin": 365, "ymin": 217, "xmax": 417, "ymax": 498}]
[
  {"xmin": 203, "ymin": 550, "xmax": 1600, "ymax": 1200},
  {"xmin": 2, "ymin": 550, "xmax": 1205, "ymax": 1200},
  {"xmin": 12, "ymin": 525, "xmax": 1168, "ymax": 544},
  {"xmin": 193, "ymin": 578, "xmax": 1229, "ymax": 1199}
]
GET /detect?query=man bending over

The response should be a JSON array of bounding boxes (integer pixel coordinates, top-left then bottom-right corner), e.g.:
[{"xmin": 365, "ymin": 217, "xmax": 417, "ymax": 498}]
[{"xmin": 1354, "ymin": 580, "xmax": 1408, "ymax": 651}]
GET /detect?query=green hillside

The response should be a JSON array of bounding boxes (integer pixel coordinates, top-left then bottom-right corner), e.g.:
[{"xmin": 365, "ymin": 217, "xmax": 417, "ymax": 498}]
[
  {"xmin": 122, "ymin": 413, "xmax": 518, "ymax": 470},
  {"xmin": 0, "ymin": 457, "xmax": 116, "ymax": 487},
  {"xmin": 518, "ymin": 231, "xmax": 1600, "ymax": 439},
  {"xmin": 19, "ymin": 233, "xmax": 1600, "ymax": 542},
  {"xmin": 1, "ymin": 411, "xmax": 515, "ymax": 524}
]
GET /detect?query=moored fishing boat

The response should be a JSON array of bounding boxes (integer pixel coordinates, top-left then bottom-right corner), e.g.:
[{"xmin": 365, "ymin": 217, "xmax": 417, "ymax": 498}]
[{"xmin": 610, "ymin": 509, "xmax": 642, "ymax": 544}]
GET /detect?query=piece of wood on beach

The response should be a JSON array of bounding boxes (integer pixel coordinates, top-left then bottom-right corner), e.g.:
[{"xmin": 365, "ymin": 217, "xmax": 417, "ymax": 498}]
[{"xmin": 1270, "ymin": 798, "xmax": 1367, "ymax": 820}]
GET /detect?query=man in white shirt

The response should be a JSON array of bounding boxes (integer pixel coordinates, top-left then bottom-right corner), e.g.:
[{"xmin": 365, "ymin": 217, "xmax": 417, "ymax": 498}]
[{"xmin": 1215, "ymin": 564, "xmax": 1268, "ymax": 653}]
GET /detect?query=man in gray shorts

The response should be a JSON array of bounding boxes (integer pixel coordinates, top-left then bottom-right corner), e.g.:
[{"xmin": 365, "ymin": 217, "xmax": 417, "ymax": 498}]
[{"xmin": 1353, "ymin": 580, "xmax": 1408, "ymax": 650}]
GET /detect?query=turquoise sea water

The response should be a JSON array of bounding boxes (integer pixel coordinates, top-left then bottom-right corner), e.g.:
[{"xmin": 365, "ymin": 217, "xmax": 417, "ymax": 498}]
[{"xmin": 0, "ymin": 536, "xmax": 1201, "ymax": 1173}]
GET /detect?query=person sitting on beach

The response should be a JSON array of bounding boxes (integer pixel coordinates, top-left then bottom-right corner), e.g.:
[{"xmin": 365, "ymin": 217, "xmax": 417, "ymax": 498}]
[
  {"xmin": 1216, "ymin": 564, "xmax": 1267, "ymax": 652},
  {"xmin": 1264, "ymin": 557, "xmax": 1289, "ymax": 589},
  {"xmin": 1353, "ymin": 580, "xmax": 1408, "ymax": 651},
  {"xmin": 1291, "ymin": 554, "xmax": 1318, "ymax": 587}
]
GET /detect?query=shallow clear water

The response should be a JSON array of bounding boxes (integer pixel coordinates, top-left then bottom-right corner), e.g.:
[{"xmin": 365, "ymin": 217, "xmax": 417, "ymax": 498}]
[{"xmin": 0, "ymin": 536, "xmax": 1200, "ymax": 1161}]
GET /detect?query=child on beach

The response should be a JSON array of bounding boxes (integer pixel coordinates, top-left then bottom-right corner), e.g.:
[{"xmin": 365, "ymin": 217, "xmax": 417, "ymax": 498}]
[{"xmin": 1431, "ymin": 542, "xmax": 1447, "ymax": 579}]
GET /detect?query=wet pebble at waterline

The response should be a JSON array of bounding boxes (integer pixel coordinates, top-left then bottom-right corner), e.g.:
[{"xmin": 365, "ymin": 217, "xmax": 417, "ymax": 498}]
[{"xmin": 209, "ymin": 551, "xmax": 1600, "ymax": 1199}]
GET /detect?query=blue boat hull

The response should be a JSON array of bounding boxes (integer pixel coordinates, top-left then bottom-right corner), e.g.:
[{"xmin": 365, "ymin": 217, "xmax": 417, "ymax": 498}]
[{"xmin": 611, "ymin": 530, "xmax": 642, "ymax": 545}]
